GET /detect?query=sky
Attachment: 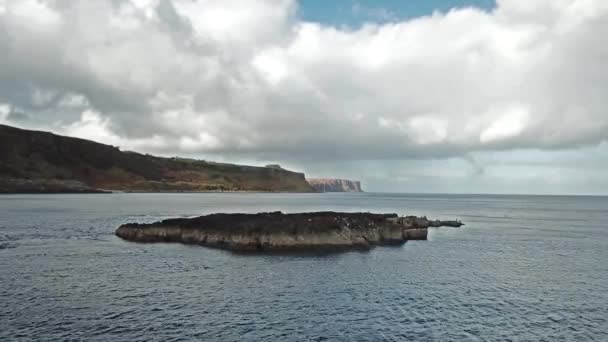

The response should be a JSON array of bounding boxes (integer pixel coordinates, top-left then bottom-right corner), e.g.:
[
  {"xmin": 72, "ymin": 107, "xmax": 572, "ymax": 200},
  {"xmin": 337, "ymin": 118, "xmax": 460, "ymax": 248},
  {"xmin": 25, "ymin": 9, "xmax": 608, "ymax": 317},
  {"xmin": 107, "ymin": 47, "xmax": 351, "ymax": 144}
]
[
  {"xmin": 1, "ymin": 0, "xmax": 608, "ymax": 194},
  {"xmin": 300, "ymin": 0, "xmax": 496, "ymax": 26}
]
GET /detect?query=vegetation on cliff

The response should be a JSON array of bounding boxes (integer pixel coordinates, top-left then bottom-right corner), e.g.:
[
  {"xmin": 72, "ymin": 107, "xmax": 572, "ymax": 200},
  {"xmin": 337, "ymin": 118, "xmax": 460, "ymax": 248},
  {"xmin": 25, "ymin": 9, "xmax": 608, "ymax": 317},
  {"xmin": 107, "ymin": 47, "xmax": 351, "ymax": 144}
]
[{"xmin": 0, "ymin": 124, "xmax": 313, "ymax": 193}]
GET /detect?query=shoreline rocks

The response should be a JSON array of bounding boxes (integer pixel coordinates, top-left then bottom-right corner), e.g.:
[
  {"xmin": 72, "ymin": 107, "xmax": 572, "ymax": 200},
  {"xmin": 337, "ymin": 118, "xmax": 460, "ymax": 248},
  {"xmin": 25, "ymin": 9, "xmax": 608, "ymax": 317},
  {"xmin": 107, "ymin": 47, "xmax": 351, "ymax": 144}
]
[
  {"xmin": 115, "ymin": 211, "xmax": 463, "ymax": 252},
  {"xmin": 0, "ymin": 178, "xmax": 110, "ymax": 194}
]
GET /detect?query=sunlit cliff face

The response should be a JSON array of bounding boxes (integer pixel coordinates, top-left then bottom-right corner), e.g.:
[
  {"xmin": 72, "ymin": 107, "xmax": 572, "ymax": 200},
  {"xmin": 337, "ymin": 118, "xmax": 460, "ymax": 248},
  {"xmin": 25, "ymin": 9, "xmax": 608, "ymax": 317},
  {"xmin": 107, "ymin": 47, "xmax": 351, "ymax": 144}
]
[{"xmin": 1, "ymin": 0, "xmax": 608, "ymax": 193}]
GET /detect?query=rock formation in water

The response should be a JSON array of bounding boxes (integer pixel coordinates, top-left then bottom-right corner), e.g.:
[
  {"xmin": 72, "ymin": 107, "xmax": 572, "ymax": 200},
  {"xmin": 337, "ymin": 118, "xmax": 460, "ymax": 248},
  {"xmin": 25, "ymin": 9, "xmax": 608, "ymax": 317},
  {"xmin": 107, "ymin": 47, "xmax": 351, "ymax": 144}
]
[
  {"xmin": 115, "ymin": 211, "xmax": 463, "ymax": 252},
  {"xmin": 0, "ymin": 124, "xmax": 314, "ymax": 193},
  {"xmin": 307, "ymin": 178, "xmax": 363, "ymax": 192}
]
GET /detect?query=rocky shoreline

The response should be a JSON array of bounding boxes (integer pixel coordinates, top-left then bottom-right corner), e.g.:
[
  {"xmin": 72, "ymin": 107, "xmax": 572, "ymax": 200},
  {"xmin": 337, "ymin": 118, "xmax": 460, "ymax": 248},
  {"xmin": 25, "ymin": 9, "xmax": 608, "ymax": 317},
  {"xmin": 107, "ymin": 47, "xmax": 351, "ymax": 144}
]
[
  {"xmin": 0, "ymin": 178, "xmax": 110, "ymax": 194},
  {"xmin": 115, "ymin": 212, "xmax": 463, "ymax": 252}
]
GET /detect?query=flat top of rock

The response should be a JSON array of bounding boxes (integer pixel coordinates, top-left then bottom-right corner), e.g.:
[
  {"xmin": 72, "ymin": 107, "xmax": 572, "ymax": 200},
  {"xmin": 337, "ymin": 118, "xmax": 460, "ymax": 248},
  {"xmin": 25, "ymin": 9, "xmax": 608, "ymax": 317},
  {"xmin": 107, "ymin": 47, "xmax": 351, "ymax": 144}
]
[{"xmin": 121, "ymin": 211, "xmax": 399, "ymax": 234}]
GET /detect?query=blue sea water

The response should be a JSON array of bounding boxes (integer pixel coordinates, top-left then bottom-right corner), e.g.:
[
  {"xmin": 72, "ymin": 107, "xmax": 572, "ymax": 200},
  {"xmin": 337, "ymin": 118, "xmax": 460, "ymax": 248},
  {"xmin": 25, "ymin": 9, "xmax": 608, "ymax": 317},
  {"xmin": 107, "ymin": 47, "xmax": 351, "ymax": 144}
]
[{"xmin": 1, "ymin": 193, "xmax": 607, "ymax": 341}]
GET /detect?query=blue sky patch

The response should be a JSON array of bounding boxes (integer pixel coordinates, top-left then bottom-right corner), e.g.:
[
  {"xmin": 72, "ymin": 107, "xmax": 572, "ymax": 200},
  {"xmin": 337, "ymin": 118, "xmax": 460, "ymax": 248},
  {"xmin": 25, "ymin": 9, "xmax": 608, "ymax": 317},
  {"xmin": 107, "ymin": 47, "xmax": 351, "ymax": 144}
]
[{"xmin": 298, "ymin": 0, "xmax": 496, "ymax": 26}]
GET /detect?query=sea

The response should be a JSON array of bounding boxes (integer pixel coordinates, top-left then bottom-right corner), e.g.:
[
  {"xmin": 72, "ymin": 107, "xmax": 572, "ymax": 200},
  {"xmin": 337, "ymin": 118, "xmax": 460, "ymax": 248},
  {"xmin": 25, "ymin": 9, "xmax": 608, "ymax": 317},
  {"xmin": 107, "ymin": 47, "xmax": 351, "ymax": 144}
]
[{"xmin": 1, "ymin": 193, "xmax": 607, "ymax": 341}]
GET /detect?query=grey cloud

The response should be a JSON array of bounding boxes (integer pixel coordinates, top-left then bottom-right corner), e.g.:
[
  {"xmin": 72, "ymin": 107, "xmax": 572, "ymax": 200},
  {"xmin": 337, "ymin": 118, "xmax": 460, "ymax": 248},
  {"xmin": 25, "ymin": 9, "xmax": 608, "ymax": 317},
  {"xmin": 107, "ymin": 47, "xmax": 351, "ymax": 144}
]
[
  {"xmin": 0, "ymin": 0, "xmax": 607, "ymax": 166},
  {"xmin": 6, "ymin": 109, "xmax": 30, "ymax": 123}
]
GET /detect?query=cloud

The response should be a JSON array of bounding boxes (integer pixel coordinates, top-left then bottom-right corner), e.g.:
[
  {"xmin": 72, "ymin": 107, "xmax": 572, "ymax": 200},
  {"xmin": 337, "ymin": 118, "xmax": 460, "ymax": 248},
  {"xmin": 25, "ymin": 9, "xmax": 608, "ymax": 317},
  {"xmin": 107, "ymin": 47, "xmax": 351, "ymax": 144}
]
[
  {"xmin": 0, "ymin": 0, "xmax": 607, "ymax": 171},
  {"xmin": 0, "ymin": 103, "xmax": 9, "ymax": 122},
  {"xmin": 479, "ymin": 103, "xmax": 530, "ymax": 144}
]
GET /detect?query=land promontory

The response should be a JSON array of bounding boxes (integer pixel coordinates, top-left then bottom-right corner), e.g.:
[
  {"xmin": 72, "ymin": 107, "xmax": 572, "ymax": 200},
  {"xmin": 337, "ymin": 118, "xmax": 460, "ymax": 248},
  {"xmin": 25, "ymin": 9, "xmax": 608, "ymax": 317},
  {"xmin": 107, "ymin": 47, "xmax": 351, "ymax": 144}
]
[
  {"xmin": 307, "ymin": 178, "xmax": 363, "ymax": 192},
  {"xmin": 115, "ymin": 211, "xmax": 463, "ymax": 252},
  {"xmin": 0, "ymin": 124, "xmax": 313, "ymax": 193}
]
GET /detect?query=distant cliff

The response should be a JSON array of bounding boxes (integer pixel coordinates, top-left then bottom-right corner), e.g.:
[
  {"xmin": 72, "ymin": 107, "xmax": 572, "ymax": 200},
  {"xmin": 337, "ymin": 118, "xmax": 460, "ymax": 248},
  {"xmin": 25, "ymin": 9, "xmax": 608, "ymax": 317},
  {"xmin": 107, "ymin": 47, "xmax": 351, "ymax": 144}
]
[
  {"xmin": 0, "ymin": 124, "xmax": 314, "ymax": 193},
  {"xmin": 307, "ymin": 178, "xmax": 363, "ymax": 193}
]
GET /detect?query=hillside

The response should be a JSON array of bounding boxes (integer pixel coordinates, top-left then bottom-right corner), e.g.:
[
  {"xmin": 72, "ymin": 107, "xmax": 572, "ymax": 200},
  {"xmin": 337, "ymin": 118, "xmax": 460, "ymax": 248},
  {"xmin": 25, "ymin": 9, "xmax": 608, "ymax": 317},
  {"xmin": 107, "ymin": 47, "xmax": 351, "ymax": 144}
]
[{"xmin": 0, "ymin": 124, "xmax": 313, "ymax": 193}]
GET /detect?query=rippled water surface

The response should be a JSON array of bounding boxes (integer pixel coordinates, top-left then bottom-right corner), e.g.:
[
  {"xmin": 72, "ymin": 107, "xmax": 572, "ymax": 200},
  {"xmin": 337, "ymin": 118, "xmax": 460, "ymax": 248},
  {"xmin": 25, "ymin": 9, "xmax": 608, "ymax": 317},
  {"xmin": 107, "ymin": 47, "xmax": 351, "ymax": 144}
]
[{"xmin": 1, "ymin": 193, "xmax": 607, "ymax": 341}]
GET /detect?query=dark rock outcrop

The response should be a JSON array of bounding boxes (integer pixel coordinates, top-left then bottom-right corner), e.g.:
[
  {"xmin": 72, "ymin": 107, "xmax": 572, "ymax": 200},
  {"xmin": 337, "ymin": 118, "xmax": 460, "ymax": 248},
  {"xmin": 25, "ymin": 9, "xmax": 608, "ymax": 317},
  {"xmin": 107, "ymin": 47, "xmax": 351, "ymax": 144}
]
[
  {"xmin": 307, "ymin": 179, "xmax": 363, "ymax": 192},
  {"xmin": 0, "ymin": 124, "xmax": 314, "ymax": 193},
  {"xmin": 394, "ymin": 216, "xmax": 464, "ymax": 228},
  {"xmin": 115, "ymin": 211, "xmax": 463, "ymax": 252}
]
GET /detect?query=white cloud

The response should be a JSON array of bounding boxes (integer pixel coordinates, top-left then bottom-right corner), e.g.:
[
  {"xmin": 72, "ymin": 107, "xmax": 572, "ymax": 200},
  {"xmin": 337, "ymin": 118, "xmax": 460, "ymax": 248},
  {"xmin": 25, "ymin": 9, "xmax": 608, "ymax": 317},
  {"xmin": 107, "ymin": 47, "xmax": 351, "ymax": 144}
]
[
  {"xmin": 480, "ymin": 104, "xmax": 530, "ymax": 144},
  {"xmin": 172, "ymin": 0, "xmax": 295, "ymax": 47},
  {"xmin": 408, "ymin": 116, "xmax": 449, "ymax": 145},
  {"xmin": 64, "ymin": 110, "xmax": 121, "ymax": 147},
  {"xmin": 6, "ymin": 0, "xmax": 61, "ymax": 30},
  {"xmin": 58, "ymin": 93, "xmax": 90, "ymax": 109},
  {"xmin": 63, "ymin": 110, "xmax": 172, "ymax": 152},
  {"xmin": 0, "ymin": 0, "xmax": 607, "ymax": 192},
  {"xmin": 0, "ymin": 103, "xmax": 10, "ymax": 122},
  {"xmin": 253, "ymin": 48, "xmax": 289, "ymax": 85}
]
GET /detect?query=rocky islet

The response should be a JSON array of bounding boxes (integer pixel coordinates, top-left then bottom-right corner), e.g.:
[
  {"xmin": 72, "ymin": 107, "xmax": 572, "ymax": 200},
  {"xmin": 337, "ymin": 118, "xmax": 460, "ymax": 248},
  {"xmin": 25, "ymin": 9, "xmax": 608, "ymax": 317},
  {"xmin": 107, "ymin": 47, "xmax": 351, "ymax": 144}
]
[{"xmin": 115, "ymin": 211, "xmax": 463, "ymax": 252}]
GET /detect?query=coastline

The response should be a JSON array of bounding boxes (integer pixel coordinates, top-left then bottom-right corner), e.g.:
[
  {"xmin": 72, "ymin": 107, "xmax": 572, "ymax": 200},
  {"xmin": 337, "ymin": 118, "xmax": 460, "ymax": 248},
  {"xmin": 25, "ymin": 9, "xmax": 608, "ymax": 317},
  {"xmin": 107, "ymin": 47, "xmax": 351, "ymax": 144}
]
[{"xmin": 0, "ymin": 189, "xmax": 319, "ymax": 194}]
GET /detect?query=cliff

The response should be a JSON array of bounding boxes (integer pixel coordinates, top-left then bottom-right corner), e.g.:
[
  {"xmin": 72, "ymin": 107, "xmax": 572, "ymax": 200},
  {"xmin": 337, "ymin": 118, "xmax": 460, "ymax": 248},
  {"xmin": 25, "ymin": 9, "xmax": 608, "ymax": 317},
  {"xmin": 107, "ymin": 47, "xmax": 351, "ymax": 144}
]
[
  {"xmin": 307, "ymin": 178, "xmax": 363, "ymax": 193},
  {"xmin": 115, "ymin": 211, "xmax": 464, "ymax": 252},
  {"xmin": 0, "ymin": 124, "xmax": 313, "ymax": 193}
]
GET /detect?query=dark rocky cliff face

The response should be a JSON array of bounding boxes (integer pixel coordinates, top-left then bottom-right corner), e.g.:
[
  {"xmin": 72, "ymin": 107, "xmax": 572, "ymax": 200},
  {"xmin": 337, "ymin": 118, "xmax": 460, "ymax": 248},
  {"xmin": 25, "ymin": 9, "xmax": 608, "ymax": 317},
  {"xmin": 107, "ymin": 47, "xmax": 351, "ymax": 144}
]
[
  {"xmin": 0, "ymin": 124, "xmax": 314, "ymax": 193},
  {"xmin": 307, "ymin": 178, "xmax": 363, "ymax": 192}
]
